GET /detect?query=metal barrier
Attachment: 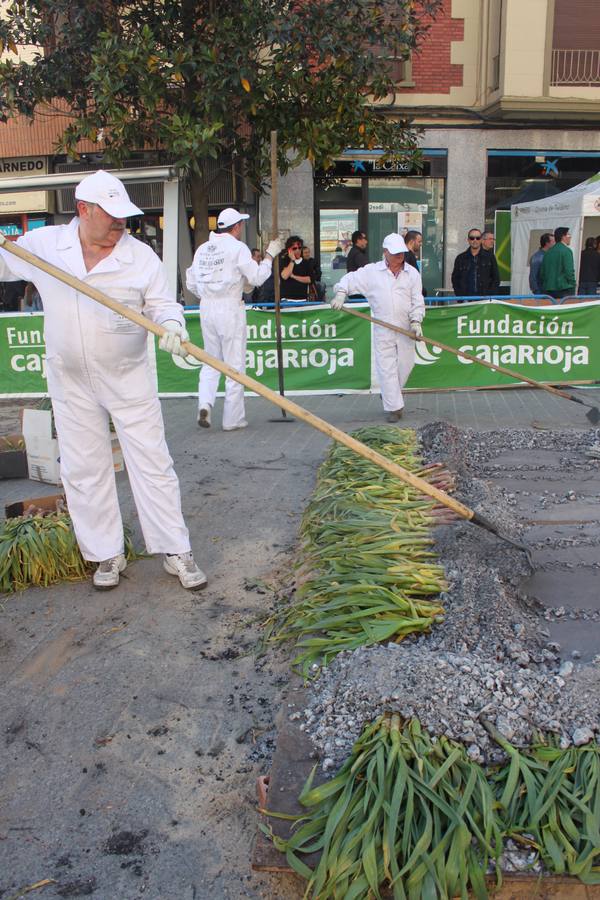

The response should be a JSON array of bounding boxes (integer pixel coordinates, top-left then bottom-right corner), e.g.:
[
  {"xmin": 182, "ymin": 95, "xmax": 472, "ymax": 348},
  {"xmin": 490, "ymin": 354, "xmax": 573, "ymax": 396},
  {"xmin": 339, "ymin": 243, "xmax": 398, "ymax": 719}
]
[
  {"xmin": 559, "ymin": 294, "xmax": 600, "ymax": 305},
  {"xmin": 427, "ymin": 294, "xmax": 557, "ymax": 306},
  {"xmin": 179, "ymin": 293, "xmax": 600, "ymax": 313}
]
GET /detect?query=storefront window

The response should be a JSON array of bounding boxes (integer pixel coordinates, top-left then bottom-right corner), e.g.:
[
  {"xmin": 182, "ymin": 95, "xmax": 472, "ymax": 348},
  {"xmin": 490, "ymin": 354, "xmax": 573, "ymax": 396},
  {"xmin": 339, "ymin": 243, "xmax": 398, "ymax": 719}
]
[
  {"xmin": 315, "ymin": 163, "xmax": 446, "ymax": 296},
  {"xmin": 485, "ymin": 151, "xmax": 600, "ymax": 228},
  {"xmin": 367, "ymin": 177, "xmax": 445, "ymax": 294},
  {"xmin": 319, "ymin": 209, "xmax": 360, "ymax": 290}
]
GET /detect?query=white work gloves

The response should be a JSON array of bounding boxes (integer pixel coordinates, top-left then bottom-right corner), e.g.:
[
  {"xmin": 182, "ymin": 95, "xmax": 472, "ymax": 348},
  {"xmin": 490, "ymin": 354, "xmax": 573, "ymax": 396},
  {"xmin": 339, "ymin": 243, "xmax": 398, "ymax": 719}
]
[
  {"xmin": 411, "ymin": 321, "xmax": 424, "ymax": 340},
  {"xmin": 265, "ymin": 238, "xmax": 284, "ymax": 259},
  {"xmin": 159, "ymin": 320, "xmax": 190, "ymax": 358},
  {"xmin": 331, "ymin": 291, "xmax": 346, "ymax": 311}
]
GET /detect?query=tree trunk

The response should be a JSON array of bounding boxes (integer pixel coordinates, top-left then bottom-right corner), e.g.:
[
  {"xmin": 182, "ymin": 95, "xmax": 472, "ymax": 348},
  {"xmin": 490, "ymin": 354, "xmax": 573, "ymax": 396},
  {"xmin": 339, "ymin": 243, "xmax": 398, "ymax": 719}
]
[{"xmin": 189, "ymin": 169, "xmax": 210, "ymax": 249}]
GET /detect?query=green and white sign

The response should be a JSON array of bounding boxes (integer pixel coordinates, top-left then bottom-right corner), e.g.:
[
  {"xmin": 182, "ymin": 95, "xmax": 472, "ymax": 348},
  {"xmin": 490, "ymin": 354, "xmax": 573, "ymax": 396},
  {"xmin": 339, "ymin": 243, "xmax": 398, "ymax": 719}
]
[
  {"xmin": 156, "ymin": 307, "xmax": 372, "ymax": 395},
  {"xmin": 1, "ymin": 301, "xmax": 598, "ymax": 398},
  {"xmin": 0, "ymin": 313, "xmax": 47, "ymax": 395},
  {"xmin": 406, "ymin": 300, "xmax": 599, "ymax": 389}
]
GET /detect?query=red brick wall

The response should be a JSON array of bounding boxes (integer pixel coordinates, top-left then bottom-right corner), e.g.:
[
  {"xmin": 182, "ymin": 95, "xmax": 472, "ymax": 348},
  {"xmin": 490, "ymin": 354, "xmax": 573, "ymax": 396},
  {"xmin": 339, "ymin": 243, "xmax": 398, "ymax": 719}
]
[{"xmin": 405, "ymin": 0, "xmax": 464, "ymax": 94}]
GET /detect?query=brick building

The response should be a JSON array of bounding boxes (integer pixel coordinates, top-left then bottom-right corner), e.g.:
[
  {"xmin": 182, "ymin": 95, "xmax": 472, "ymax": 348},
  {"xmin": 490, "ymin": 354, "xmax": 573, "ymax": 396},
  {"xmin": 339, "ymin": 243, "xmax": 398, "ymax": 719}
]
[{"xmin": 265, "ymin": 0, "xmax": 600, "ymax": 295}]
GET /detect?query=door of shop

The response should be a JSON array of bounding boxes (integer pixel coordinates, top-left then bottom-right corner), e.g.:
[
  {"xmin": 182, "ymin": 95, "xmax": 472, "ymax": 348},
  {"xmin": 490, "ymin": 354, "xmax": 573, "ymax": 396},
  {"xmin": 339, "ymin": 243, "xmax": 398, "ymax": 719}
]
[{"xmin": 319, "ymin": 208, "xmax": 360, "ymax": 295}]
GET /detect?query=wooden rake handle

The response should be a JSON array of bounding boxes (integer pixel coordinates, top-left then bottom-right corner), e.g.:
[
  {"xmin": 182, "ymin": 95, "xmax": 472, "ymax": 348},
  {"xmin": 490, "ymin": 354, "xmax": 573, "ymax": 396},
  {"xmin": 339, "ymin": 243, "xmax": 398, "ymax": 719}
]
[
  {"xmin": 0, "ymin": 235, "xmax": 474, "ymax": 521},
  {"xmin": 342, "ymin": 304, "xmax": 580, "ymax": 404}
]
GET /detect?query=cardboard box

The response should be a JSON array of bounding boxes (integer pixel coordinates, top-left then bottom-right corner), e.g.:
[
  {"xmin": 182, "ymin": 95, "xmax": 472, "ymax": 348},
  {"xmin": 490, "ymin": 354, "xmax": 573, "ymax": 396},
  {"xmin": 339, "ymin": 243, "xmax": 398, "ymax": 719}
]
[
  {"xmin": 0, "ymin": 433, "xmax": 28, "ymax": 479},
  {"xmin": 22, "ymin": 409, "xmax": 61, "ymax": 485},
  {"xmin": 21, "ymin": 409, "xmax": 123, "ymax": 486},
  {"xmin": 5, "ymin": 492, "xmax": 66, "ymax": 519}
]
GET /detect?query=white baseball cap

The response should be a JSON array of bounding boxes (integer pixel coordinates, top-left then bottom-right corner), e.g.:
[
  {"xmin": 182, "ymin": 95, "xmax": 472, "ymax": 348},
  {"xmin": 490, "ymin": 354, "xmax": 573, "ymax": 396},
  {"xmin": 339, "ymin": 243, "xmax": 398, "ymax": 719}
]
[
  {"xmin": 217, "ymin": 207, "xmax": 250, "ymax": 228},
  {"xmin": 382, "ymin": 233, "xmax": 408, "ymax": 254},
  {"xmin": 75, "ymin": 170, "xmax": 143, "ymax": 218}
]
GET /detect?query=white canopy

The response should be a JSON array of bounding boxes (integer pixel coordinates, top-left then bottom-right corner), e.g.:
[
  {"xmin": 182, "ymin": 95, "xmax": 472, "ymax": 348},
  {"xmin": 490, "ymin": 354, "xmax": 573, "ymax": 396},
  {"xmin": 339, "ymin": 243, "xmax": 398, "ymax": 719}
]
[{"xmin": 511, "ymin": 173, "xmax": 600, "ymax": 295}]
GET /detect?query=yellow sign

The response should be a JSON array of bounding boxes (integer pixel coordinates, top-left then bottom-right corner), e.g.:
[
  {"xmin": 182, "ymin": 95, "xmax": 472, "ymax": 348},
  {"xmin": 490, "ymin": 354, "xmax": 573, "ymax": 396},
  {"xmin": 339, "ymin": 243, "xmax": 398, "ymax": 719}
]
[
  {"xmin": 0, "ymin": 156, "xmax": 50, "ymax": 214},
  {"xmin": 0, "ymin": 191, "xmax": 49, "ymax": 214}
]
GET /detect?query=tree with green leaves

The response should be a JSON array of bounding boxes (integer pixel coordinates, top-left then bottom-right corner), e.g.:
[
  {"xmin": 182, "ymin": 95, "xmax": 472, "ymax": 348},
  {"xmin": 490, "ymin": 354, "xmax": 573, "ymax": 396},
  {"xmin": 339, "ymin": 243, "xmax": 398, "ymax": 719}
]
[{"xmin": 0, "ymin": 0, "xmax": 441, "ymax": 245}]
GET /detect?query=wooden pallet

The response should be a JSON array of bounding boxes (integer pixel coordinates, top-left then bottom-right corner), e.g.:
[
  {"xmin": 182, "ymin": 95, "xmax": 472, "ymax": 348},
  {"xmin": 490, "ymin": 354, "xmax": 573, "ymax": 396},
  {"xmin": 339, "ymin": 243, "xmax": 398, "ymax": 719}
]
[{"xmin": 253, "ymin": 687, "xmax": 600, "ymax": 897}]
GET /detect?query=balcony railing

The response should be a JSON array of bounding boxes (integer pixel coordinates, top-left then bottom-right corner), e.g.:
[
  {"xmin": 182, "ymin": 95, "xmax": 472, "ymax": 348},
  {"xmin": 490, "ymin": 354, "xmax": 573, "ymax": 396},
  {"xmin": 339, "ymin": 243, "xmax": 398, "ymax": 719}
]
[{"xmin": 551, "ymin": 48, "xmax": 600, "ymax": 86}]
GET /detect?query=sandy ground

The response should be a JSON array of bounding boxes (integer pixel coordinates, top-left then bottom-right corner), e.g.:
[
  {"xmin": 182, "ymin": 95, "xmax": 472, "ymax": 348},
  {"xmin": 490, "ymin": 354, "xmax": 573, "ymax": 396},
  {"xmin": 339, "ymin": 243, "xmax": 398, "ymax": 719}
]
[{"xmin": 1, "ymin": 389, "xmax": 598, "ymax": 900}]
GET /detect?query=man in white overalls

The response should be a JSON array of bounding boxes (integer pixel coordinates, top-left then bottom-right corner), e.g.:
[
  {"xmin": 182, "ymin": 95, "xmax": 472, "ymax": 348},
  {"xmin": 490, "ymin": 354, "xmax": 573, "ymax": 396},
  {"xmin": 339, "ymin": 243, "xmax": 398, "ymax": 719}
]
[
  {"xmin": 332, "ymin": 233, "xmax": 425, "ymax": 422},
  {"xmin": 186, "ymin": 208, "xmax": 282, "ymax": 430},
  {"xmin": 0, "ymin": 170, "xmax": 206, "ymax": 591}
]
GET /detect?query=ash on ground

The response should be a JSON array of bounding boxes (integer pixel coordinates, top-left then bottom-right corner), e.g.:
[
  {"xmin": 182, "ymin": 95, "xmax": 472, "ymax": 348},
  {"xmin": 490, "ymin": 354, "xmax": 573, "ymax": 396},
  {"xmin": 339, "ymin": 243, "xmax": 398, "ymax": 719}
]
[{"xmin": 304, "ymin": 423, "xmax": 600, "ymax": 768}]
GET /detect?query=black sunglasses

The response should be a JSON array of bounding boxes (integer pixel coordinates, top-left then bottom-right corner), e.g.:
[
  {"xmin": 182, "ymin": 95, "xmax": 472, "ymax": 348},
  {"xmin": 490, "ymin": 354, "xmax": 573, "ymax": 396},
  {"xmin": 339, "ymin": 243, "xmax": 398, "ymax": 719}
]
[{"xmin": 468, "ymin": 235, "xmax": 482, "ymax": 241}]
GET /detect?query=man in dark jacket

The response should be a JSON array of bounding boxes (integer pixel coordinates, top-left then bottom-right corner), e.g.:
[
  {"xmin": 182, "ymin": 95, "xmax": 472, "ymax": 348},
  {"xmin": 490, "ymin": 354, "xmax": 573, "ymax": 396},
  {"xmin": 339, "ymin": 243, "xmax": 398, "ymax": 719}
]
[
  {"xmin": 346, "ymin": 231, "xmax": 368, "ymax": 272},
  {"xmin": 578, "ymin": 237, "xmax": 599, "ymax": 295},
  {"xmin": 451, "ymin": 228, "xmax": 500, "ymax": 298},
  {"xmin": 540, "ymin": 227, "xmax": 575, "ymax": 300},
  {"xmin": 404, "ymin": 230, "xmax": 427, "ymax": 296},
  {"xmin": 404, "ymin": 230, "xmax": 422, "ymax": 272}
]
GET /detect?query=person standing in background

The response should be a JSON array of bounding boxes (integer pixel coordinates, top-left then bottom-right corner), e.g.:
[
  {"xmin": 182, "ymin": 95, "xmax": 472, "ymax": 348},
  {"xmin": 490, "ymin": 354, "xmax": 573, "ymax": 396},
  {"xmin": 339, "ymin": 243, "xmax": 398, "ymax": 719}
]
[
  {"xmin": 346, "ymin": 231, "xmax": 368, "ymax": 273},
  {"xmin": 529, "ymin": 233, "xmax": 555, "ymax": 294},
  {"xmin": 481, "ymin": 231, "xmax": 496, "ymax": 254},
  {"xmin": 540, "ymin": 226, "xmax": 575, "ymax": 300},
  {"xmin": 302, "ymin": 245, "xmax": 325, "ymax": 301},
  {"xmin": 403, "ymin": 231, "xmax": 422, "ymax": 273},
  {"xmin": 279, "ymin": 236, "xmax": 312, "ymax": 302},
  {"xmin": 578, "ymin": 237, "xmax": 599, "ymax": 296},
  {"xmin": 451, "ymin": 229, "xmax": 500, "ymax": 298},
  {"xmin": 243, "ymin": 249, "xmax": 263, "ymax": 303}
]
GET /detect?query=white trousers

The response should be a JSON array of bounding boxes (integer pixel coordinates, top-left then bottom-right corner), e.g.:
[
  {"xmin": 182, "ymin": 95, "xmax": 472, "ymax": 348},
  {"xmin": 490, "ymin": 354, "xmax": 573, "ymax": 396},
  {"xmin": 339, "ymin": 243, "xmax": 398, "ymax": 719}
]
[
  {"xmin": 373, "ymin": 329, "xmax": 416, "ymax": 412},
  {"xmin": 52, "ymin": 393, "xmax": 191, "ymax": 562},
  {"xmin": 198, "ymin": 301, "xmax": 247, "ymax": 430}
]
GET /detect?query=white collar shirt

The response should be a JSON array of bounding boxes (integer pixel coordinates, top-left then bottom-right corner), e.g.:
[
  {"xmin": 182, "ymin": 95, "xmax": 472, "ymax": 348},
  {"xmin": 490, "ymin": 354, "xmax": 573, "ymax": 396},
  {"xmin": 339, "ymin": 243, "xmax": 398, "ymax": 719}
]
[{"xmin": 334, "ymin": 259, "xmax": 425, "ymax": 328}]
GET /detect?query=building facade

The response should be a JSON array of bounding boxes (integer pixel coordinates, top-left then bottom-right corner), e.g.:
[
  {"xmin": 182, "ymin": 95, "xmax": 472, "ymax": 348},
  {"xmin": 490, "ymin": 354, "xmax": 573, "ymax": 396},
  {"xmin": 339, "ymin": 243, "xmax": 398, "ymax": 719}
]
[
  {"xmin": 2, "ymin": 0, "xmax": 599, "ymax": 295},
  {"xmin": 264, "ymin": 0, "xmax": 600, "ymax": 294}
]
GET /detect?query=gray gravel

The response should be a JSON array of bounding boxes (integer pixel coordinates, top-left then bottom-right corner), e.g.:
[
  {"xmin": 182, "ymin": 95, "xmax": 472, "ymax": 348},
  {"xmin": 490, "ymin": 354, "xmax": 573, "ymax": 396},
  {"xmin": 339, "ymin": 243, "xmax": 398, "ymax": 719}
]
[{"xmin": 304, "ymin": 423, "xmax": 600, "ymax": 769}]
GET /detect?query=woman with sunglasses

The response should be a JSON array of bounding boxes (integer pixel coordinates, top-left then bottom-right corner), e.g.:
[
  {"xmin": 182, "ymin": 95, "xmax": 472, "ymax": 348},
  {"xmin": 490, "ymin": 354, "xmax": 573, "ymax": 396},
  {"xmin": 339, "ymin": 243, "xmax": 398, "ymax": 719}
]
[{"xmin": 280, "ymin": 236, "xmax": 313, "ymax": 302}]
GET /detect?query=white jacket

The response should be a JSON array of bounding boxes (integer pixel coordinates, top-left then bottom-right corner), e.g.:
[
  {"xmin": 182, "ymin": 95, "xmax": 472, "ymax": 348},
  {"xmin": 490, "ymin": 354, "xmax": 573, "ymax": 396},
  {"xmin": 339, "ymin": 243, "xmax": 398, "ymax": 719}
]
[
  {"xmin": 186, "ymin": 231, "xmax": 272, "ymax": 304},
  {"xmin": 335, "ymin": 260, "xmax": 425, "ymax": 328},
  {"xmin": 0, "ymin": 218, "xmax": 184, "ymax": 404}
]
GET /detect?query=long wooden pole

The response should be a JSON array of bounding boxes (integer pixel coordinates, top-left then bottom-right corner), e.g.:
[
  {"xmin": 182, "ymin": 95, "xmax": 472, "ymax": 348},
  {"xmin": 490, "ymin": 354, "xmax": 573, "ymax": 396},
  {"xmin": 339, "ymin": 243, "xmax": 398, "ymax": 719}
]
[
  {"xmin": 0, "ymin": 234, "xmax": 530, "ymax": 555},
  {"xmin": 270, "ymin": 130, "xmax": 288, "ymax": 417},
  {"xmin": 342, "ymin": 305, "xmax": 599, "ymax": 422}
]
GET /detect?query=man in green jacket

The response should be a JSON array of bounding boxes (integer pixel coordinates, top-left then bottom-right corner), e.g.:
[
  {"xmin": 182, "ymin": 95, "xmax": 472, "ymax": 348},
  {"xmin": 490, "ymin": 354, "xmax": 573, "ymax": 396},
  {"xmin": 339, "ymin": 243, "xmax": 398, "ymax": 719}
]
[{"xmin": 540, "ymin": 227, "xmax": 575, "ymax": 300}]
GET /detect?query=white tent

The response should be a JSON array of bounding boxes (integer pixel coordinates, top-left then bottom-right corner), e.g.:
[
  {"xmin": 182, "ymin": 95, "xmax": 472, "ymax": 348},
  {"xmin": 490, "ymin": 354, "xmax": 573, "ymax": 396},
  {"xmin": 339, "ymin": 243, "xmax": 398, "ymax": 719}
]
[{"xmin": 511, "ymin": 174, "xmax": 600, "ymax": 295}]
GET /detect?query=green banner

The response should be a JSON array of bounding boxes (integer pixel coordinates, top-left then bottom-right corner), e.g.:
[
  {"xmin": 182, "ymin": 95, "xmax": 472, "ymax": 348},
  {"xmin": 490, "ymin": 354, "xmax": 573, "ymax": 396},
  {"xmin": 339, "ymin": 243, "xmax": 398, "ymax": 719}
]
[
  {"xmin": 1, "ymin": 301, "xmax": 599, "ymax": 397},
  {"xmin": 494, "ymin": 210, "xmax": 511, "ymax": 283},
  {"xmin": 0, "ymin": 313, "xmax": 47, "ymax": 395},
  {"xmin": 406, "ymin": 301, "xmax": 600, "ymax": 389},
  {"xmin": 155, "ymin": 307, "xmax": 372, "ymax": 394}
]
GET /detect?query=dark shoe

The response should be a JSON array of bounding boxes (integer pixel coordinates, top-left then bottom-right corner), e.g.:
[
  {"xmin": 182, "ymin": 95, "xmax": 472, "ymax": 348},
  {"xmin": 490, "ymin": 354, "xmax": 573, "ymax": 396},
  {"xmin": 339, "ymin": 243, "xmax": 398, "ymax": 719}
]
[
  {"xmin": 386, "ymin": 410, "xmax": 403, "ymax": 423},
  {"xmin": 197, "ymin": 405, "xmax": 211, "ymax": 428}
]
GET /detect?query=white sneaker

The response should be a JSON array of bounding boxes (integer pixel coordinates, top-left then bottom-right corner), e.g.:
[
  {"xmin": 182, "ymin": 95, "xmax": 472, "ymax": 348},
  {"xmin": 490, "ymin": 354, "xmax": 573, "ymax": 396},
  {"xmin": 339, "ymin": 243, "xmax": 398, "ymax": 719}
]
[
  {"xmin": 93, "ymin": 554, "xmax": 126, "ymax": 590},
  {"xmin": 163, "ymin": 552, "xmax": 208, "ymax": 590},
  {"xmin": 197, "ymin": 405, "xmax": 211, "ymax": 428},
  {"xmin": 223, "ymin": 420, "xmax": 248, "ymax": 432}
]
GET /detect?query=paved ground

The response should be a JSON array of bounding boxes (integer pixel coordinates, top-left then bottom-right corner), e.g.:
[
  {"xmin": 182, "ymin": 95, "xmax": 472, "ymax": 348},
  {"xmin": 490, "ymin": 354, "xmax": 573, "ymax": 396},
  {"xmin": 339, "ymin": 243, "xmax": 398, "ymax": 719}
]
[{"xmin": 0, "ymin": 387, "xmax": 598, "ymax": 900}]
